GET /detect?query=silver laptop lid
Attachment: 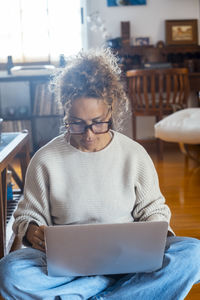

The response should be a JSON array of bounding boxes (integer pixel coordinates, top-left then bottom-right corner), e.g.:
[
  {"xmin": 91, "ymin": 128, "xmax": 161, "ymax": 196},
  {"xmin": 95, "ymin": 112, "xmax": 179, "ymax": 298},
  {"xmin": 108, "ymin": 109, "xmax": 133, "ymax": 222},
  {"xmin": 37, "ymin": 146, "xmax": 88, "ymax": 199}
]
[{"xmin": 44, "ymin": 221, "xmax": 168, "ymax": 277}]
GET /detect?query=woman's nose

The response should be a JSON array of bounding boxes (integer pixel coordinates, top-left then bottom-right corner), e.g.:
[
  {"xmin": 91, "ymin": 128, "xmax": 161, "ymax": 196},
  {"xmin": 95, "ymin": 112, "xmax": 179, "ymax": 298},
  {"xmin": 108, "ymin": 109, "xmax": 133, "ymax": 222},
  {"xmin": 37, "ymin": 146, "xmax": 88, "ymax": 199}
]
[{"xmin": 84, "ymin": 127, "xmax": 94, "ymax": 138}]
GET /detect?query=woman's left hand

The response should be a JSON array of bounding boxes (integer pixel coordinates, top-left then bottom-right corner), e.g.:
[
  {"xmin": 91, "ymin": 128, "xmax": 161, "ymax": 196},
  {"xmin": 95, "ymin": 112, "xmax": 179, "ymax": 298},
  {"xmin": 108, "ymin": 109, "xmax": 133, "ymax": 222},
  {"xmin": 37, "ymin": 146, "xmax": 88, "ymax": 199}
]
[{"xmin": 26, "ymin": 224, "xmax": 46, "ymax": 252}]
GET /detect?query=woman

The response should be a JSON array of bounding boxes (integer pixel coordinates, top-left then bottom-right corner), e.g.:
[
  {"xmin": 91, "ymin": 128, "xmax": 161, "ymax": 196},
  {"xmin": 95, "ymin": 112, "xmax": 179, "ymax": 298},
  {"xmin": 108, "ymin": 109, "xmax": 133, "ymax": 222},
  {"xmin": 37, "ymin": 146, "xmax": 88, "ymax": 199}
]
[{"xmin": 0, "ymin": 49, "xmax": 200, "ymax": 300}]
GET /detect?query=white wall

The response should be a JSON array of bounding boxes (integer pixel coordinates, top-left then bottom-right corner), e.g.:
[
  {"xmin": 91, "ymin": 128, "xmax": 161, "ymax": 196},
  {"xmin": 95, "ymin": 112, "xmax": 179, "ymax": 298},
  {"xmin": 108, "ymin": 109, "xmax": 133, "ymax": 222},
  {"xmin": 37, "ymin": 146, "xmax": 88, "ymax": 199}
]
[
  {"xmin": 86, "ymin": 0, "xmax": 200, "ymax": 48},
  {"xmin": 85, "ymin": 0, "xmax": 200, "ymax": 139}
]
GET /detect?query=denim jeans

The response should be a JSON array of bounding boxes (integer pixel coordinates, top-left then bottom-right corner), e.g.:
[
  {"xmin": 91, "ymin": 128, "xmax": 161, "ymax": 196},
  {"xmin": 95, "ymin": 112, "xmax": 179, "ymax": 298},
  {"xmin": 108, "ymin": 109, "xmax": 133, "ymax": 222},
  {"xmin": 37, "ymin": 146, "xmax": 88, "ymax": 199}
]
[{"xmin": 0, "ymin": 236, "xmax": 200, "ymax": 300}]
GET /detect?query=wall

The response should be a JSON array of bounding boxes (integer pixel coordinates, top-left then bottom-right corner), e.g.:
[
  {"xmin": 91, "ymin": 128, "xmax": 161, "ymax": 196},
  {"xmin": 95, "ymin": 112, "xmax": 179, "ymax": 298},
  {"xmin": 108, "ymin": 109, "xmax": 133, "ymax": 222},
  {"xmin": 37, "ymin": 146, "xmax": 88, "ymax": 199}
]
[
  {"xmin": 85, "ymin": 0, "xmax": 200, "ymax": 139},
  {"xmin": 86, "ymin": 0, "xmax": 200, "ymax": 48}
]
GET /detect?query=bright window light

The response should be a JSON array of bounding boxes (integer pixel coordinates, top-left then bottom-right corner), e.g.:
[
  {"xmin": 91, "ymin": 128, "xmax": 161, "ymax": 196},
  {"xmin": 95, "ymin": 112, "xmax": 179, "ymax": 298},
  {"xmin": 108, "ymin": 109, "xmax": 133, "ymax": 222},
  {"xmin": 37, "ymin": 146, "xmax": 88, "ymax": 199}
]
[{"xmin": 0, "ymin": 0, "xmax": 82, "ymax": 63}]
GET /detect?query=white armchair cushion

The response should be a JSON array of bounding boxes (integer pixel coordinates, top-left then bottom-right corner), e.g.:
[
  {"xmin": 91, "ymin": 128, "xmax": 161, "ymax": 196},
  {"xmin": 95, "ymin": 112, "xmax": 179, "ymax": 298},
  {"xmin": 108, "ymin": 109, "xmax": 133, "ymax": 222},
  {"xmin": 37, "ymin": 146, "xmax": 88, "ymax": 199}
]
[{"xmin": 154, "ymin": 108, "xmax": 200, "ymax": 144}]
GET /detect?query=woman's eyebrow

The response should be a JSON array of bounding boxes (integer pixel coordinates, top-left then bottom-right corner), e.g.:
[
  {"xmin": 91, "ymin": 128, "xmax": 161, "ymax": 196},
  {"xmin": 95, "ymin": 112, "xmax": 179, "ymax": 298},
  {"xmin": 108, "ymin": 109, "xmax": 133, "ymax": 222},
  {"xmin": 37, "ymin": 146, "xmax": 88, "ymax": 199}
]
[
  {"xmin": 69, "ymin": 116, "xmax": 84, "ymax": 121},
  {"xmin": 92, "ymin": 115, "xmax": 105, "ymax": 121},
  {"xmin": 69, "ymin": 114, "xmax": 105, "ymax": 122}
]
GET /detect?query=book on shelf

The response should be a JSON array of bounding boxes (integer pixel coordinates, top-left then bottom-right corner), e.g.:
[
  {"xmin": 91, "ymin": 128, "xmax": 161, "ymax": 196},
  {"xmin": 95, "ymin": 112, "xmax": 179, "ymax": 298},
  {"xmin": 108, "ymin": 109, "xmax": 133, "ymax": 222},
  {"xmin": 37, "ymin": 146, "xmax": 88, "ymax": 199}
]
[
  {"xmin": 2, "ymin": 120, "xmax": 33, "ymax": 151},
  {"xmin": 33, "ymin": 83, "xmax": 62, "ymax": 116}
]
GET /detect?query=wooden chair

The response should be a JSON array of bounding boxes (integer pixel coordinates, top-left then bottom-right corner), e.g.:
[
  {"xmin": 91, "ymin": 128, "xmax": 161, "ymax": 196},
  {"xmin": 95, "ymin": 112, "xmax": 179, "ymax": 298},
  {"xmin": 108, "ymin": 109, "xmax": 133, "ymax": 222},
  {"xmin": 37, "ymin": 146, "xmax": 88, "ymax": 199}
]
[{"xmin": 126, "ymin": 68, "xmax": 190, "ymax": 159}]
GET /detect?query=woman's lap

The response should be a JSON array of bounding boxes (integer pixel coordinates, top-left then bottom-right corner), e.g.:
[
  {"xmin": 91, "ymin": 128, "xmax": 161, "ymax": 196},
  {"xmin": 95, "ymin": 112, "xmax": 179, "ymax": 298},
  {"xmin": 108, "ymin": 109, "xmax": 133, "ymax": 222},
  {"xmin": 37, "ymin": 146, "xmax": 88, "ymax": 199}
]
[
  {"xmin": 0, "ymin": 236, "xmax": 200, "ymax": 300},
  {"xmin": 0, "ymin": 248, "xmax": 115, "ymax": 300},
  {"xmin": 92, "ymin": 236, "xmax": 200, "ymax": 300}
]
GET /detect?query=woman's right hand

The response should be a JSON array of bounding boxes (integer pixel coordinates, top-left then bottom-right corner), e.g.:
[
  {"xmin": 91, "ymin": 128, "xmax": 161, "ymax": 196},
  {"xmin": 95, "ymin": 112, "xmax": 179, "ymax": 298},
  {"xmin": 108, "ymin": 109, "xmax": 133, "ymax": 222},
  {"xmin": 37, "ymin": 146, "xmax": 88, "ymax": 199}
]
[{"xmin": 26, "ymin": 223, "xmax": 46, "ymax": 252}]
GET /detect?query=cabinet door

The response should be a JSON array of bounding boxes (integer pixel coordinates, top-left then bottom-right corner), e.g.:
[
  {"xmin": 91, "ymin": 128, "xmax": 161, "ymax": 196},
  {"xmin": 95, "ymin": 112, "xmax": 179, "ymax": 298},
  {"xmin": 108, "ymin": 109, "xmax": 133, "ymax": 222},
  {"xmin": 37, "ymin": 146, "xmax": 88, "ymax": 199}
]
[{"xmin": 0, "ymin": 81, "xmax": 31, "ymax": 118}]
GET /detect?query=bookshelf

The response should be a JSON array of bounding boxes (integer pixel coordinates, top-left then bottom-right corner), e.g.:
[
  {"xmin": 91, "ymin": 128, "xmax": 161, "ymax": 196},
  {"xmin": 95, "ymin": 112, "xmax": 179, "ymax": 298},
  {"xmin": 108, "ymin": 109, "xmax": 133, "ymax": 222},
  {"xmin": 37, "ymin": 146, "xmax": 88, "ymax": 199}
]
[
  {"xmin": 0, "ymin": 72, "xmax": 64, "ymax": 153},
  {"xmin": 113, "ymin": 44, "xmax": 200, "ymax": 72}
]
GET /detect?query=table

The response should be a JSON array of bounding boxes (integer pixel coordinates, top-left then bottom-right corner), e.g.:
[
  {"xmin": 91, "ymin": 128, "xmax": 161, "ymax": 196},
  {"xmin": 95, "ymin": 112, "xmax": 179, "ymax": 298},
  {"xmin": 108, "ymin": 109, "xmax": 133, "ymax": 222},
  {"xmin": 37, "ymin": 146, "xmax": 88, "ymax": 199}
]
[{"xmin": 0, "ymin": 131, "xmax": 30, "ymax": 258}]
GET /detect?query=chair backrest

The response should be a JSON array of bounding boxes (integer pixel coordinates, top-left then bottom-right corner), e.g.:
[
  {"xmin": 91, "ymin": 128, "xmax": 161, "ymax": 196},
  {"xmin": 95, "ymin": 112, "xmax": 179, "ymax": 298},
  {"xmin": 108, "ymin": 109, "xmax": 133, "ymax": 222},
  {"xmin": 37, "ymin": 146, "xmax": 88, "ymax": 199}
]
[{"xmin": 126, "ymin": 68, "xmax": 190, "ymax": 118}]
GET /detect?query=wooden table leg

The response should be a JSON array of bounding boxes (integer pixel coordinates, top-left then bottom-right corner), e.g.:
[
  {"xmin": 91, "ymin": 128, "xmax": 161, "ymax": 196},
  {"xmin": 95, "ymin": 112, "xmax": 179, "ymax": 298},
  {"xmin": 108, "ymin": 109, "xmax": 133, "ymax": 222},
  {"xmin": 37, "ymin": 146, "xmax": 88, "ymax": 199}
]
[
  {"xmin": 0, "ymin": 168, "xmax": 7, "ymax": 258},
  {"xmin": 20, "ymin": 143, "xmax": 30, "ymax": 187},
  {"xmin": 8, "ymin": 143, "xmax": 30, "ymax": 193},
  {"xmin": 8, "ymin": 164, "xmax": 23, "ymax": 191}
]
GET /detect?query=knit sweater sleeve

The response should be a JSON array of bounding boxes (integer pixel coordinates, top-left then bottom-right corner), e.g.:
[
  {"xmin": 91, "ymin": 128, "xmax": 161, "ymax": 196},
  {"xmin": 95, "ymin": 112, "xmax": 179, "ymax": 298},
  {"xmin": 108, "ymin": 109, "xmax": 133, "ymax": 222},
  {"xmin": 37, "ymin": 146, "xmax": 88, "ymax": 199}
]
[
  {"xmin": 12, "ymin": 152, "xmax": 53, "ymax": 243},
  {"xmin": 132, "ymin": 147, "xmax": 172, "ymax": 226}
]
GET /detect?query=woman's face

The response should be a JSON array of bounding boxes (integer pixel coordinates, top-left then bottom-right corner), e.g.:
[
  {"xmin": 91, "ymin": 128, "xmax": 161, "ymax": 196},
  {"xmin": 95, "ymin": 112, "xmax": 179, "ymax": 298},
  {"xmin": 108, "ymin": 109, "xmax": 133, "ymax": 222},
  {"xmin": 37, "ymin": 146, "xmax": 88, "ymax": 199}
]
[{"xmin": 68, "ymin": 97, "xmax": 112, "ymax": 152}]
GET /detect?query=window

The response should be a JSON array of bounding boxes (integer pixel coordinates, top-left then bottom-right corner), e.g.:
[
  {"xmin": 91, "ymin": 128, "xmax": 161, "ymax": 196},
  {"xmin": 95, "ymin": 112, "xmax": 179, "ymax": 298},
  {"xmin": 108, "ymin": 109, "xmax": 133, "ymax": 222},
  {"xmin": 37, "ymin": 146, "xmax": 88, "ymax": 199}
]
[{"xmin": 0, "ymin": 0, "xmax": 82, "ymax": 63}]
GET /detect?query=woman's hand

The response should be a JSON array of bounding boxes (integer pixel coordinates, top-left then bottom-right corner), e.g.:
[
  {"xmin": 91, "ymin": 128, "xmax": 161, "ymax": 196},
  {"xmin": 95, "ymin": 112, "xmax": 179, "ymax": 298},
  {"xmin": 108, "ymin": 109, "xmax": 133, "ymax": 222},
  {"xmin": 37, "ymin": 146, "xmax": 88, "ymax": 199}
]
[
  {"xmin": 26, "ymin": 223, "xmax": 46, "ymax": 252},
  {"xmin": 167, "ymin": 230, "xmax": 174, "ymax": 237}
]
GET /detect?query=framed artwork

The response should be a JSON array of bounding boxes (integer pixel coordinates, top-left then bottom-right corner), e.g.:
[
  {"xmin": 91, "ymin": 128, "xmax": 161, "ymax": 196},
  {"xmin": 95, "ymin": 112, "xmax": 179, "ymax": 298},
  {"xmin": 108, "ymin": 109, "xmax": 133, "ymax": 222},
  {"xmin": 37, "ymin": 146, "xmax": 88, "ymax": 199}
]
[
  {"xmin": 107, "ymin": 0, "xmax": 146, "ymax": 6},
  {"xmin": 165, "ymin": 19, "xmax": 198, "ymax": 46},
  {"xmin": 135, "ymin": 37, "xmax": 149, "ymax": 46}
]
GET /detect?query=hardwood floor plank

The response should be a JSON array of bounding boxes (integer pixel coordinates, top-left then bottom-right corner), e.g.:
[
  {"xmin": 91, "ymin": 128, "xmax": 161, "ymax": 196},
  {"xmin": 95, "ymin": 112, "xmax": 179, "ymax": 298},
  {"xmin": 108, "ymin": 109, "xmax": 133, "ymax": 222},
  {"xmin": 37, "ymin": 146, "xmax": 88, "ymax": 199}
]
[{"xmin": 151, "ymin": 149, "xmax": 200, "ymax": 299}]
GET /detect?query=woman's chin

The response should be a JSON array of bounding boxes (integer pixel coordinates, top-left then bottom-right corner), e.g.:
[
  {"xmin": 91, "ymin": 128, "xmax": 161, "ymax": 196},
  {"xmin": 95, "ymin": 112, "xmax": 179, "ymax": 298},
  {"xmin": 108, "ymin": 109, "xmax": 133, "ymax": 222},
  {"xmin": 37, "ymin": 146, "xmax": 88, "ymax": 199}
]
[{"xmin": 81, "ymin": 141, "xmax": 97, "ymax": 152}]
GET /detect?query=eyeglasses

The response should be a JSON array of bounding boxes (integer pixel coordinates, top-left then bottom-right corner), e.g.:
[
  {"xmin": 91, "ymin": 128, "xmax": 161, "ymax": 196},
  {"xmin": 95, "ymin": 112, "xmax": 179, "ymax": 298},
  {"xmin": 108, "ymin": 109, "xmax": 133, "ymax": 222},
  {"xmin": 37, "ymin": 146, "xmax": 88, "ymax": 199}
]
[{"xmin": 65, "ymin": 119, "xmax": 112, "ymax": 135}]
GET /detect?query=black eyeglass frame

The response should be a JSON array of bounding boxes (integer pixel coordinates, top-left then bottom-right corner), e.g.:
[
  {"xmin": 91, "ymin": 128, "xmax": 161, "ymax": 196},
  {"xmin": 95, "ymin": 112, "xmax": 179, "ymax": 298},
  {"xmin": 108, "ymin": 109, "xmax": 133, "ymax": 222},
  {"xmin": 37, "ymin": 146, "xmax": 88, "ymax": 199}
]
[{"xmin": 65, "ymin": 119, "xmax": 112, "ymax": 135}]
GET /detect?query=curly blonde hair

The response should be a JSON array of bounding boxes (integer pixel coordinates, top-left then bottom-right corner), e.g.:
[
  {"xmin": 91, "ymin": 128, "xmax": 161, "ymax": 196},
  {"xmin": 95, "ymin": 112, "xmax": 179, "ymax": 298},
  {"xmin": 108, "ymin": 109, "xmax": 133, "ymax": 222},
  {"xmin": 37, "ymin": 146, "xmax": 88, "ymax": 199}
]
[{"xmin": 50, "ymin": 48, "xmax": 129, "ymax": 131}]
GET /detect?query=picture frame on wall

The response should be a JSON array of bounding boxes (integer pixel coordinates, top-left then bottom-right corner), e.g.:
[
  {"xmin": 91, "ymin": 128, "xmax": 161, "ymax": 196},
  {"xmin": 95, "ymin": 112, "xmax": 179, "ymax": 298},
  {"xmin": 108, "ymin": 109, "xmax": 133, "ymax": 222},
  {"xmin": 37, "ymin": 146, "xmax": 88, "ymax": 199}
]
[
  {"xmin": 135, "ymin": 37, "xmax": 149, "ymax": 46},
  {"xmin": 107, "ymin": 0, "xmax": 146, "ymax": 6},
  {"xmin": 165, "ymin": 19, "xmax": 198, "ymax": 46}
]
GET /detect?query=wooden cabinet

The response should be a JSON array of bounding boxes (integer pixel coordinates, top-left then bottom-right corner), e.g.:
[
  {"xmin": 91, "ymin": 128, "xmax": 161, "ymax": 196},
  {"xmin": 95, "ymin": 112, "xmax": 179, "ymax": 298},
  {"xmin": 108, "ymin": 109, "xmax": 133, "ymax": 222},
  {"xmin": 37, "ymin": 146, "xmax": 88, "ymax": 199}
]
[{"xmin": 114, "ymin": 45, "xmax": 200, "ymax": 72}]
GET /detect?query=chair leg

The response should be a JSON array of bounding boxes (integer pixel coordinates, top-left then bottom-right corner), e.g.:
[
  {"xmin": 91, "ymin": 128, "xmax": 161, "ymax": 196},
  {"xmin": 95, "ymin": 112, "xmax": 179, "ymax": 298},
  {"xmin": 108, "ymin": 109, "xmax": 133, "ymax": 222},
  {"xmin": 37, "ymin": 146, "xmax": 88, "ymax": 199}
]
[
  {"xmin": 132, "ymin": 115, "xmax": 136, "ymax": 140},
  {"xmin": 157, "ymin": 138, "xmax": 164, "ymax": 161}
]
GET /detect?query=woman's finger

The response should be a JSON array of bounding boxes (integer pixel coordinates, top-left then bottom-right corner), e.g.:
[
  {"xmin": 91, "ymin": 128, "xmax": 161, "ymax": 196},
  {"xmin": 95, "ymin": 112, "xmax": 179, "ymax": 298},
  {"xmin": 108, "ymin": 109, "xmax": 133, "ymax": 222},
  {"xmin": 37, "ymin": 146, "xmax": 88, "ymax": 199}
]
[
  {"xmin": 34, "ymin": 228, "xmax": 44, "ymax": 241},
  {"xmin": 32, "ymin": 242, "xmax": 45, "ymax": 252},
  {"xmin": 32, "ymin": 234, "xmax": 46, "ymax": 251},
  {"xmin": 39, "ymin": 225, "xmax": 46, "ymax": 233},
  {"xmin": 34, "ymin": 236, "xmax": 45, "ymax": 248}
]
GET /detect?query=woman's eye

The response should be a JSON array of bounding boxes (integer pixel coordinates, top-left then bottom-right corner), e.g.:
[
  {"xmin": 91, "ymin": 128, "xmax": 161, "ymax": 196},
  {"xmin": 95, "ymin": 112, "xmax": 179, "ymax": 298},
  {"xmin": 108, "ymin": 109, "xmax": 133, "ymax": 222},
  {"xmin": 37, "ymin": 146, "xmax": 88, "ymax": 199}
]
[{"xmin": 73, "ymin": 122, "xmax": 84, "ymax": 125}]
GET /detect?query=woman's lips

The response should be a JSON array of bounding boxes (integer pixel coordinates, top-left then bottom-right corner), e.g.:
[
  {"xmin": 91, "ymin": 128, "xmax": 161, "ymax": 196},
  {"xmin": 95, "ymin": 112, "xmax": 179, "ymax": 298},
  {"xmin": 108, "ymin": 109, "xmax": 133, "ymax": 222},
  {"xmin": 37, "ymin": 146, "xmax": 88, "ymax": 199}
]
[
  {"xmin": 82, "ymin": 138, "xmax": 94, "ymax": 144},
  {"xmin": 84, "ymin": 140, "xmax": 94, "ymax": 144}
]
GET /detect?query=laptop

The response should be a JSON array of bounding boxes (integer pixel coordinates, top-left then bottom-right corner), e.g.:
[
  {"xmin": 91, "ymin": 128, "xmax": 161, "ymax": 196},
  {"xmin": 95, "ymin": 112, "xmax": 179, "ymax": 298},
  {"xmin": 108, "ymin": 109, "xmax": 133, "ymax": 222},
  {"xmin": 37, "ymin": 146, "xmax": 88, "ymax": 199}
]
[{"xmin": 44, "ymin": 221, "xmax": 168, "ymax": 277}]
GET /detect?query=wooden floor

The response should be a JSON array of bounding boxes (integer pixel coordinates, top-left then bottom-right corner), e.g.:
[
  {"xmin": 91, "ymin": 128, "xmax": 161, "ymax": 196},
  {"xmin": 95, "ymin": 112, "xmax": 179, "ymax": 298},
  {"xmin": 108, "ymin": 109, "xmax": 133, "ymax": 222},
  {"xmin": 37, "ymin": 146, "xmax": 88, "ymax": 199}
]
[
  {"xmin": 2, "ymin": 148, "xmax": 200, "ymax": 299},
  {"xmin": 150, "ymin": 147, "xmax": 200, "ymax": 300}
]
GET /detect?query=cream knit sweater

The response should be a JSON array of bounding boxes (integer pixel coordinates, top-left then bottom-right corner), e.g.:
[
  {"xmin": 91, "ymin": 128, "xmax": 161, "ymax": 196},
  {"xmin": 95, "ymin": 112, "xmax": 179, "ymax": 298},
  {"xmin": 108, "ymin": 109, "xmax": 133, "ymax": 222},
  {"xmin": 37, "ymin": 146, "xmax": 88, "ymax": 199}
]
[{"xmin": 13, "ymin": 131, "xmax": 172, "ymax": 242}]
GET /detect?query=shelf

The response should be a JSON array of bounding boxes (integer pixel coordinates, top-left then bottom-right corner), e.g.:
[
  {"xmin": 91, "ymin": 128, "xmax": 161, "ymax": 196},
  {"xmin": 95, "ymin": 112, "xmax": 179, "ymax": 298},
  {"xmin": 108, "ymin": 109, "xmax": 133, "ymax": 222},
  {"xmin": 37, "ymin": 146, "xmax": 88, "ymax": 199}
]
[
  {"xmin": 32, "ymin": 114, "xmax": 63, "ymax": 118},
  {"xmin": 3, "ymin": 117, "xmax": 31, "ymax": 121},
  {"xmin": 0, "ymin": 73, "xmax": 51, "ymax": 82},
  {"xmin": 2, "ymin": 115, "xmax": 63, "ymax": 120},
  {"xmin": 112, "ymin": 44, "xmax": 200, "ymax": 73},
  {"xmin": 116, "ymin": 44, "xmax": 200, "ymax": 55},
  {"xmin": 0, "ymin": 73, "xmax": 63, "ymax": 153}
]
